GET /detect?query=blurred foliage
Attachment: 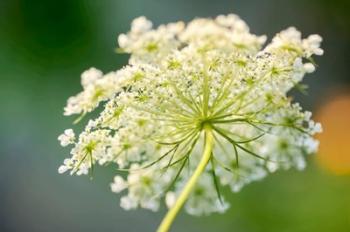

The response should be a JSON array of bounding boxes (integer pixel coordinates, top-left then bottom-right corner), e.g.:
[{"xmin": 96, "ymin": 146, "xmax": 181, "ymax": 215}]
[{"xmin": 0, "ymin": 0, "xmax": 349, "ymax": 231}]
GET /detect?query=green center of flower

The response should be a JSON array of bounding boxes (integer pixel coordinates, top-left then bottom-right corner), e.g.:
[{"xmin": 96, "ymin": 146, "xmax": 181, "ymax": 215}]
[{"xmin": 199, "ymin": 118, "xmax": 210, "ymax": 129}]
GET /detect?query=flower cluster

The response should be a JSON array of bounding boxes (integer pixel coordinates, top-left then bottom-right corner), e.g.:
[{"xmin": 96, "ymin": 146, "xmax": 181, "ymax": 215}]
[{"xmin": 59, "ymin": 14, "xmax": 322, "ymax": 216}]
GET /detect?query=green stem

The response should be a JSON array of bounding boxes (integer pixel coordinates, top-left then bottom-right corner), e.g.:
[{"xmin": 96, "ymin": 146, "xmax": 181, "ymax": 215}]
[{"xmin": 157, "ymin": 125, "xmax": 214, "ymax": 232}]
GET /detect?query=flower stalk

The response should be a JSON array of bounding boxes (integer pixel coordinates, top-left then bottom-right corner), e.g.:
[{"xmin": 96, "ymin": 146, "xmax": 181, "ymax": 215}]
[{"xmin": 157, "ymin": 124, "xmax": 214, "ymax": 232}]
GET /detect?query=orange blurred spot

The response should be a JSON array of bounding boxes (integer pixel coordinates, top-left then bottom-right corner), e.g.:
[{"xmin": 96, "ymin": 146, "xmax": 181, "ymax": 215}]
[{"xmin": 315, "ymin": 92, "xmax": 350, "ymax": 175}]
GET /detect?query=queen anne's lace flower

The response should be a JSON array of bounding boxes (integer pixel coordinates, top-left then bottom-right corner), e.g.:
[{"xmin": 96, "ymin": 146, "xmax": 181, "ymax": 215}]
[{"xmin": 58, "ymin": 14, "xmax": 323, "ymax": 231}]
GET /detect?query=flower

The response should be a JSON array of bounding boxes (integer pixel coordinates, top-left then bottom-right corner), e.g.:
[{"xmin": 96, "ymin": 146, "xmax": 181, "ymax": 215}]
[
  {"xmin": 58, "ymin": 129, "xmax": 75, "ymax": 147},
  {"xmin": 58, "ymin": 14, "xmax": 323, "ymax": 231}
]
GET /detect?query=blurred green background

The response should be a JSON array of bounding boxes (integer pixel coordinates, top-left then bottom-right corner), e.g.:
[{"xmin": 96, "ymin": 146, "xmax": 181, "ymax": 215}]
[{"xmin": 1, "ymin": 0, "xmax": 350, "ymax": 231}]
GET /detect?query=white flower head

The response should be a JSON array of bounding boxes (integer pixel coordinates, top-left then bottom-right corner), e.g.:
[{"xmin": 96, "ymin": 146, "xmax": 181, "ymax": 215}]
[
  {"xmin": 131, "ymin": 16, "xmax": 153, "ymax": 34},
  {"xmin": 165, "ymin": 191, "xmax": 177, "ymax": 208},
  {"xmin": 111, "ymin": 176, "xmax": 127, "ymax": 193},
  {"xmin": 81, "ymin": 67, "xmax": 103, "ymax": 87},
  {"xmin": 58, "ymin": 14, "xmax": 323, "ymax": 230},
  {"xmin": 58, "ymin": 129, "xmax": 75, "ymax": 147}
]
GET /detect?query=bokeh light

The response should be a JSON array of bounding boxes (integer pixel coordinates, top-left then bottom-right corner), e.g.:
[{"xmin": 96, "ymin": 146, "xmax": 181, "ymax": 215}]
[{"xmin": 316, "ymin": 90, "xmax": 350, "ymax": 175}]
